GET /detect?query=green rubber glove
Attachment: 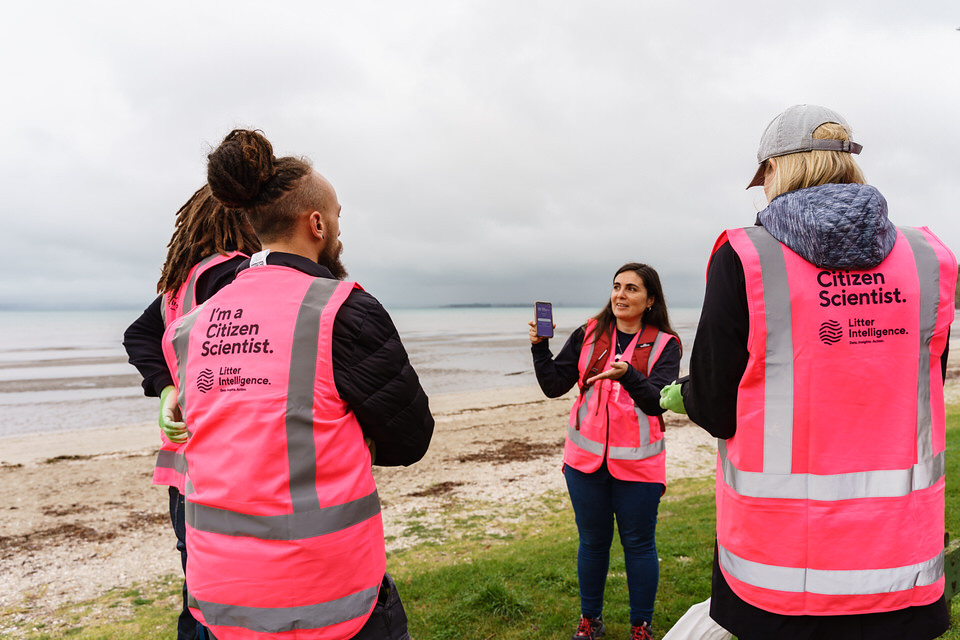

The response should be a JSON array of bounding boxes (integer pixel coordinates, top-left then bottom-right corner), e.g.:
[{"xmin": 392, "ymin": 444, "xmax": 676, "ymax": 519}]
[
  {"xmin": 659, "ymin": 382, "xmax": 687, "ymax": 415},
  {"xmin": 159, "ymin": 385, "xmax": 188, "ymax": 444}
]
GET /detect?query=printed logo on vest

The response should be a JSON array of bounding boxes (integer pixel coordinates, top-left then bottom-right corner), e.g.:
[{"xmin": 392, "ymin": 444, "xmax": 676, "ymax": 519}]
[
  {"xmin": 819, "ymin": 320, "xmax": 842, "ymax": 345},
  {"xmin": 847, "ymin": 317, "xmax": 908, "ymax": 344},
  {"xmin": 217, "ymin": 366, "xmax": 271, "ymax": 392},
  {"xmin": 200, "ymin": 306, "xmax": 274, "ymax": 357},
  {"xmin": 817, "ymin": 270, "xmax": 906, "ymax": 308},
  {"xmin": 197, "ymin": 368, "xmax": 214, "ymax": 393}
]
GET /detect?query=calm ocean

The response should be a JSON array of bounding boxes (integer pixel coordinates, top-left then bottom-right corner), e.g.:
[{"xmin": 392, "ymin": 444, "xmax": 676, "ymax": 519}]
[{"xmin": 0, "ymin": 306, "xmax": 700, "ymax": 438}]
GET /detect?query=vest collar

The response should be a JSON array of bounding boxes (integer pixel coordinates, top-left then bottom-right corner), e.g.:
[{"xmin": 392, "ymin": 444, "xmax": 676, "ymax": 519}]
[{"xmin": 237, "ymin": 251, "xmax": 338, "ymax": 280}]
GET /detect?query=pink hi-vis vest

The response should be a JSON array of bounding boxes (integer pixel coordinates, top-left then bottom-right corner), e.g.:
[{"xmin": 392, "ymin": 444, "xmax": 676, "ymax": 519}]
[
  {"xmin": 154, "ymin": 251, "xmax": 244, "ymax": 490},
  {"xmin": 715, "ymin": 225, "xmax": 956, "ymax": 616},
  {"xmin": 564, "ymin": 319, "xmax": 677, "ymax": 483},
  {"xmin": 162, "ymin": 265, "xmax": 384, "ymax": 640}
]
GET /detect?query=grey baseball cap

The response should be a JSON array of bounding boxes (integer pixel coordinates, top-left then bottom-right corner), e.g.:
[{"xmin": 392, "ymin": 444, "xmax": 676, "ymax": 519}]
[{"xmin": 747, "ymin": 104, "xmax": 863, "ymax": 189}]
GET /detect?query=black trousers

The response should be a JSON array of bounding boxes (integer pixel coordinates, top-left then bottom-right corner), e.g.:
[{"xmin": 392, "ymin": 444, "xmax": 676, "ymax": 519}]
[
  {"xmin": 352, "ymin": 573, "xmax": 411, "ymax": 640},
  {"xmin": 203, "ymin": 573, "xmax": 410, "ymax": 640},
  {"xmin": 168, "ymin": 486, "xmax": 202, "ymax": 640}
]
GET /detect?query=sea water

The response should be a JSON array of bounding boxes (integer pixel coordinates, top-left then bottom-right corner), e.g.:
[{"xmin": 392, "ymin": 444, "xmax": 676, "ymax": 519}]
[{"xmin": 0, "ymin": 306, "xmax": 700, "ymax": 438}]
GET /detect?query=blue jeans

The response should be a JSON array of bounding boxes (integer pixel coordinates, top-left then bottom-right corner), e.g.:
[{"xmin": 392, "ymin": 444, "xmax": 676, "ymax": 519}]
[{"xmin": 564, "ymin": 462, "xmax": 663, "ymax": 625}]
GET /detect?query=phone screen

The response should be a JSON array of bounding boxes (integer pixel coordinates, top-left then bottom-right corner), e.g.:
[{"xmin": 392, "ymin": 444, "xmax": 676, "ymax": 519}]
[{"xmin": 535, "ymin": 301, "xmax": 554, "ymax": 338}]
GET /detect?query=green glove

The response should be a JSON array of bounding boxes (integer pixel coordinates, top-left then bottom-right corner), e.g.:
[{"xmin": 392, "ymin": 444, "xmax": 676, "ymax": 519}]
[
  {"xmin": 659, "ymin": 382, "xmax": 687, "ymax": 415},
  {"xmin": 159, "ymin": 385, "xmax": 188, "ymax": 444}
]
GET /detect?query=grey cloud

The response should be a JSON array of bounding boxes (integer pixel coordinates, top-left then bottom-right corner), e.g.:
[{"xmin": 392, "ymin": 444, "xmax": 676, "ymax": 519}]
[{"xmin": 2, "ymin": 0, "xmax": 957, "ymax": 311}]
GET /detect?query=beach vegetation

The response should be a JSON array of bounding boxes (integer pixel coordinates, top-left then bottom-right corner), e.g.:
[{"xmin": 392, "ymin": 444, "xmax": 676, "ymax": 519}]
[{"xmin": 6, "ymin": 404, "xmax": 960, "ymax": 639}]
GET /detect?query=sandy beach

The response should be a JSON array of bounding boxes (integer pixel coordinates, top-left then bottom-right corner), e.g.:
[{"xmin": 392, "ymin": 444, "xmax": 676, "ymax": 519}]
[
  {"xmin": 0, "ymin": 385, "xmax": 720, "ymax": 634},
  {"xmin": 2, "ymin": 338, "xmax": 957, "ymax": 636}
]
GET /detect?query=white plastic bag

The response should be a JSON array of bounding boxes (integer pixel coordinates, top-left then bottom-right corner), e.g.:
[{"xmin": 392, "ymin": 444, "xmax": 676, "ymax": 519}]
[{"xmin": 662, "ymin": 598, "xmax": 733, "ymax": 640}]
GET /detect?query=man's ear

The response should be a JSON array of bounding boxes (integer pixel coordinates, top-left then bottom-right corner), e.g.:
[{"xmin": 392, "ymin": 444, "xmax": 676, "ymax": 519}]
[{"xmin": 309, "ymin": 211, "xmax": 324, "ymax": 239}]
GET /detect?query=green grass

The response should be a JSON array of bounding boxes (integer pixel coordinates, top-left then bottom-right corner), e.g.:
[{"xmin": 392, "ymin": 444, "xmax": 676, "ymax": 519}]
[
  {"xmin": 7, "ymin": 405, "xmax": 960, "ymax": 639},
  {"xmin": 2, "ymin": 576, "xmax": 186, "ymax": 639},
  {"xmin": 941, "ymin": 402, "xmax": 960, "ymax": 640},
  {"xmin": 390, "ymin": 476, "xmax": 717, "ymax": 640}
]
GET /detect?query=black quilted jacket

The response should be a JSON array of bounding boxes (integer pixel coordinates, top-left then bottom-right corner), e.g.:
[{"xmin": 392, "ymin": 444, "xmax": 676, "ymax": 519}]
[{"xmin": 123, "ymin": 252, "xmax": 433, "ymax": 468}]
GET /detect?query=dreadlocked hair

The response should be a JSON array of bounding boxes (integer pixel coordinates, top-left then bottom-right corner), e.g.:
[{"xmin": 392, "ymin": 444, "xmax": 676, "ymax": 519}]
[
  {"xmin": 156, "ymin": 184, "xmax": 261, "ymax": 293},
  {"xmin": 207, "ymin": 129, "xmax": 314, "ymax": 242}
]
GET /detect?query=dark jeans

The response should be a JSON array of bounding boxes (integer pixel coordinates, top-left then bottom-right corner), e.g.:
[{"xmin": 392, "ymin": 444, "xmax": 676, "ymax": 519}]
[
  {"xmin": 169, "ymin": 486, "xmax": 202, "ymax": 640},
  {"xmin": 201, "ymin": 573, "xmax": 409, "ymax": 640},
  {"xmin": 564, "ymin": 462, "xmax": 663, "ymax": 625}
]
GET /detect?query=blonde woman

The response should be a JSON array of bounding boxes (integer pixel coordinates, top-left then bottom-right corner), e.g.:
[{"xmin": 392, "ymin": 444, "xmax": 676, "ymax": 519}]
[{"xmin": 661, "ymin": 105, "xmax": 956, "ymax": 640}]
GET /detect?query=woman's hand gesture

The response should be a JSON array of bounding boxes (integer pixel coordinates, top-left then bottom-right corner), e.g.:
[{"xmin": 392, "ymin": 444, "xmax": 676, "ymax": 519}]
[{"xmin": 585, "ymin": 360, "xmax": 629, "ymax": 385}]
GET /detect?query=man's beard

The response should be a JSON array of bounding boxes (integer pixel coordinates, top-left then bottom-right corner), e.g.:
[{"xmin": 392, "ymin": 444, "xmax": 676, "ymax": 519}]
[{"xmin": 319, "ymin": 241, "xmax": 348, "ymax": 280}]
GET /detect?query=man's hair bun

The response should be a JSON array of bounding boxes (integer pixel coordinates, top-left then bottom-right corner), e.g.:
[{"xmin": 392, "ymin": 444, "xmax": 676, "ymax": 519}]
[{"xmin": 207, "ymin": 129, "xmax": 277, "ymax": 208}]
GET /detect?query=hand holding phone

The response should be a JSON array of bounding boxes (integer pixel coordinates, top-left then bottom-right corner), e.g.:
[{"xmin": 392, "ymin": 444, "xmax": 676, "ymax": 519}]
[{"xmin": 535, "ymin": 301, "xmax": 554, "ymax": 339}]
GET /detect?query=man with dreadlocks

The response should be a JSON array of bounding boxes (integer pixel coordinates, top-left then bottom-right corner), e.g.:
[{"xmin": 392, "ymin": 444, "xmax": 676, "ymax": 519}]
[{"xmin": 124, "ymin": 184, "xmax": 261, "ymax": 640}]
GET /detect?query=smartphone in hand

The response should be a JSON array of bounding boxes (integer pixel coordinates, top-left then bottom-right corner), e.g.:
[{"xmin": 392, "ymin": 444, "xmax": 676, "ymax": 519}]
[{"xmin": 535, "ymin": 301, "xmax": 554, "ymax": 338}]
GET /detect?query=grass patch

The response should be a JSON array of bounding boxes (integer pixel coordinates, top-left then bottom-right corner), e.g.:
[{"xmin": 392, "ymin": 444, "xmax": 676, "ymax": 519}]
[
  {"xmin": 9, "ymin": 402, "xmax": 960, "ymax": 639},
  {"xmin": 2, "ymin": 574, "xmax": 184, "ymax": 639},
  {"xmin": 396, "ymin": 480, "xmax": 717, "ymax": 639}
]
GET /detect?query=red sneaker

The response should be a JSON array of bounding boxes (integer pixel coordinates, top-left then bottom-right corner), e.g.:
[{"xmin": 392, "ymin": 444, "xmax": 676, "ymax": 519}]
[
  {"xmin": 571, "ymin": 615, "xmax": 605, "ymax": 639},
  {"xmin": 630, "ymin": 621, "xmax": 653, "ymax": 640}
]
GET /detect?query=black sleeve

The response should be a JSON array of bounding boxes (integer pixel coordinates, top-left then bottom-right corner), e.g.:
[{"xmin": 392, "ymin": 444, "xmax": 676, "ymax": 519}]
[
  {"xmin": 123, "ymin": 295, "xmax": 173, "ymax": 397},
  {"xmin": 122, "ymin": 257, "xmax": 247, "ymax": 398},
  {"xmin": 942, "ymin": 328, "xmax": 950, "ymax": 383},
  {"xmin": 194, "ymin": 255, "xmax": 247, "ymax": 303},
  {"xmin": 531, "ymin": 326, "xmax": 585, "ymax": 398},
  {"xmin": 683, "ymin": 241, "xmax": 749, "ymax": 439},
  {"xmin": 618, "ymin": 337, "xmax": 681, "ymax": 415},
  {"xmin": 331, "ymin": 289, "xmax": 434, "ymax": 467}
]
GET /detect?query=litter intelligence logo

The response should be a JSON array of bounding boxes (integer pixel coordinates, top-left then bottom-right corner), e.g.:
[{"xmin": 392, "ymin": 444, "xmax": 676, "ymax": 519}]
[
  {"xmin": 197, "ymin": 368, "xmax": 215, "ymax": 393},
  {"xmin": 819, "ymin": 320, "xmax": 843, "ymax": 345}
]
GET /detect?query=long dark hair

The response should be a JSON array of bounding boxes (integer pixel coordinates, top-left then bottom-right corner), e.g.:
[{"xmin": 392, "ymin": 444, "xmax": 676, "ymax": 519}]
[
  {"xmin": 584, "ymin": 262, "xmax": 681, "ymax": 353},
  {"xmin": 206, "ymin": 129, "xmax": 316, "ymax": 242},
  {"xmin": 156, "ymin": 184, "xmax": 261, "ymax": 293}
]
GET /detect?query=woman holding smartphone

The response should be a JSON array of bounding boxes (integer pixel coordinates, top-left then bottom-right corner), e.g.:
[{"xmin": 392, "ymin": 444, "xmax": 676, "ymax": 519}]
[{"xmin": 529, "ymin": 263, "xmax": 681, "ymax": 640}]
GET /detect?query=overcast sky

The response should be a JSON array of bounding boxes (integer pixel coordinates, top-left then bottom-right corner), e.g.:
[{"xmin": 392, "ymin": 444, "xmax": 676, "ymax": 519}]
[{"xmin": 2, "ymin": 1, "xmax": 957, "ymax": 311}]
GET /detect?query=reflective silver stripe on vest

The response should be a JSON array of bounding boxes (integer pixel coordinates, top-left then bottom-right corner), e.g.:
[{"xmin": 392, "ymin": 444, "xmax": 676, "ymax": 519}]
[
  {"xmin": 189, "ymin": 584, "xmax": 379, "ymax": 634},
  {"xmin": 287, "ymin": 278, "xmax": 340, "ymax": 511},
  {"xmin": 155, "ymin": 450, "xmax": 187, "ymax": 475},
  {"xmin": 575, "ymin": 385, "xmax": 597, "ymax": 434},
  {"xmin": 901, "ymin": 227, "xmax": 940, "ymax": 466},
  {"xmin": 161, "ymin": 293, "xmax": 170, "ymax": 327},
  {"xmin": 186, "ymin": 489, "xmax": 381, "ymax": 540},
  {"xmin": 721, "ymin": 226, "xmax": 942, "ymax": 503},
  {"xmin": 567, "ymin": 423, "xmax": 604, "ymax": 455},
  {"xmin": 721, "ymin": 449, "xmax": 944, "ymax": 501},
  {"xmin": 607, "ymin": 438, "xmax": 664, "ymax": 461},
  {"xmin": 574, "ymin": 330, "xmax": 600, "ymax": 430},
  {"xmin": 181, "ymin": 254, "xmax": 224, "ymax": 317},
  {"xmin": 170, "ymin": 307, "xmax": 205, "ymax": 436},
  {"xmin": 746, "ymin": 228, "xmax": 795, "ymax": 474},
  {"xmin": 719, "ymin": 543, "xmax": 944, "ymax": 595}
]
